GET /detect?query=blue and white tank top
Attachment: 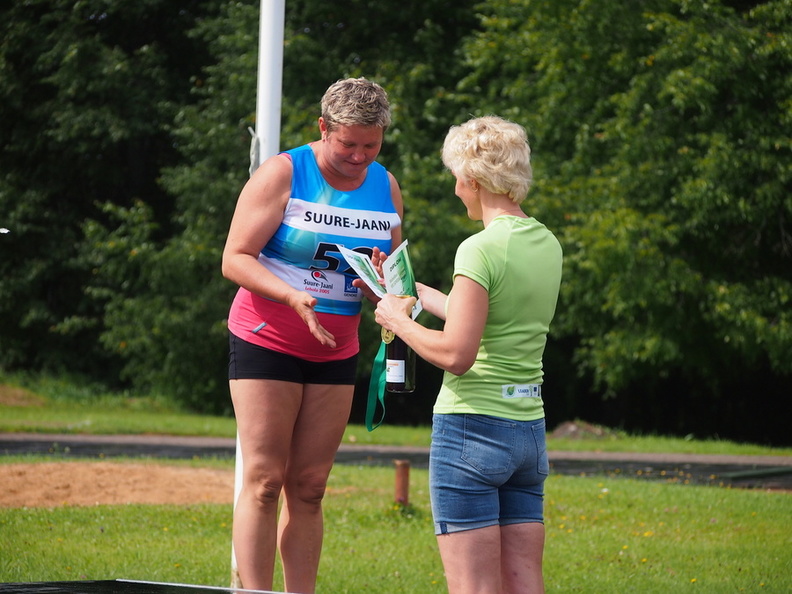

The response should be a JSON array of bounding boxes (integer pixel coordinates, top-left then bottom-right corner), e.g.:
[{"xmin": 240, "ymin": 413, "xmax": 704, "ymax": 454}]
[{"xmin": 258, "ymin": 144, "xmax": 400, "ymax": 315}]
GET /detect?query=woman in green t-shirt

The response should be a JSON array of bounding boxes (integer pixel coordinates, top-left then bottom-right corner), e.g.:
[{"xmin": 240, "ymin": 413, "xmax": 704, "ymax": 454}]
[{"xmin": 376, "ymin": 115, "xmax": 562, "ymax": 593}]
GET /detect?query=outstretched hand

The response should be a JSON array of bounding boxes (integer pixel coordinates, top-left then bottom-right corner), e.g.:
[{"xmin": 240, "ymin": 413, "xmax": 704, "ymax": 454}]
[{"xmin": 287, "ymin": 291, "xmax": 337, "ymax": 348}]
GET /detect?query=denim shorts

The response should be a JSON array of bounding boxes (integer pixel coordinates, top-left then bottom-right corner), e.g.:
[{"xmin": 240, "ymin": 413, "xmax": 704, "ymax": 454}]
[{"xmin": 430, "ymin": 413, "xmax": 549, "ymax": 535}]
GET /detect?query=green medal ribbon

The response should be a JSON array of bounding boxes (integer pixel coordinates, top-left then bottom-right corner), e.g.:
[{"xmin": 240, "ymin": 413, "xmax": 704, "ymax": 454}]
[{"xmin": 366, "ymin": 340, "xmax": 387, "ymax": 431}]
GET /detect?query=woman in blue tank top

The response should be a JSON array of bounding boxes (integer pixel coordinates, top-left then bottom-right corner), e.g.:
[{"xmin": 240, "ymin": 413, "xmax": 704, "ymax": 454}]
[{"xmin": 222, "ymin": 78, "xmax": 403, "ymax": 593}]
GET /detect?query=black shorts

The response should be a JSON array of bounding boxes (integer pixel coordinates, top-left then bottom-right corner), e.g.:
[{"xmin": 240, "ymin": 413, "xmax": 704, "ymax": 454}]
[{"xmin": 228, "ymin": 333, "xmax": 358, "ymax": 385}]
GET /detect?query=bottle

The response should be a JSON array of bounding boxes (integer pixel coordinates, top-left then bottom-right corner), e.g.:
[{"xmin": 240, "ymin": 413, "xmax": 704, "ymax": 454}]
[{"xmin": 383, "ymin": 328, "xmax": 416, "ymax": 393}]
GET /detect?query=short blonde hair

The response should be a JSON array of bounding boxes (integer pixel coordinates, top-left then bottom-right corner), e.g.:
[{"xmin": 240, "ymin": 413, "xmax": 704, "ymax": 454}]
[
  {"xmin": 321, "ymin": 78, "xmax": 391, "ymax": 131},
  {"xmin": 441, "ymin": 116, "xmax": 532, "ymax": 203}
]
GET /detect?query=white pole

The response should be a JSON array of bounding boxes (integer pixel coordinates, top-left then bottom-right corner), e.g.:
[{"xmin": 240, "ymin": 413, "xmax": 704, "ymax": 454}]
[
  {"xmin": 250, "ymin": 0, "xmax": 285, "ymax": 174},
  {"xmin": 232, "ymin": 0, "xmax": 285, "ymax": 588}
]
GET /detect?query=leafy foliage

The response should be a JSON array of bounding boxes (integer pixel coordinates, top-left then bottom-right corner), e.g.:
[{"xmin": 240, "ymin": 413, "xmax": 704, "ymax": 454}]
[
  {"xmin": 444, "ymin": 1, "xmax": 791, "ymax": 439},
  {"xmin": 1, "ymin": 0, "xmax": 790, "ymax": 441},
  {"xmin": 0, "ymin": 0, "xmax": 221, "ymax": 379}
]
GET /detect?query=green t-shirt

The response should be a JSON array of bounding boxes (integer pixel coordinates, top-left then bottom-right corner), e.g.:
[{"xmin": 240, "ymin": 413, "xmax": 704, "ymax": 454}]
[{"xmin": 433, "ymin": 216, "xmax": 563, "ymax": 421}]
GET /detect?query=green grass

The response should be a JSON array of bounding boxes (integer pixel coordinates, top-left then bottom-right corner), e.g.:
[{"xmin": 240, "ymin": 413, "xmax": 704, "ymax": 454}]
[
  {"xmin": 0, "ymin": 502, "xmax": 234, "ymax": 586},
  {"xmin": 1, "ymin": 462, "xmax": 790, "ymax": 592},
  {"xmin": 2, "ymin": 373, "xmax": 792, "ymax": 456},
  {"xmin": 2, "ymin": 373, "xmax": 791, "ymax": 591}
]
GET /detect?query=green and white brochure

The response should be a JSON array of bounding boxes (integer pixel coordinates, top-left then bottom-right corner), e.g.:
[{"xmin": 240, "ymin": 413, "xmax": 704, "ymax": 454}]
[{"xmin": 339, "ymin": 240, "xmax": 422, "ymax": 319}]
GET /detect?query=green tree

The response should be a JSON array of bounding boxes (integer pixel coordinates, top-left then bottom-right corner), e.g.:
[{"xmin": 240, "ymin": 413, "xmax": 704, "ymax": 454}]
[
  {"xmin": 450, "ymin": 0, "xmax": 791, "ymax": 439},
  {"xmin": 6, "ymin": 0, "xmax": 789, "ymax": 442},
  {"xmin": 0, "ymin": 0, "xmax": 221, "ymax": 380}
]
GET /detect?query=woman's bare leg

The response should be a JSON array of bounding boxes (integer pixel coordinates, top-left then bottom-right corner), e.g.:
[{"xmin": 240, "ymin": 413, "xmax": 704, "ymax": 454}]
[
  {"xmin": 501, "ymin": 522, "xmax": 545, "ymax": 593},
  {"xmin": 230, "ymin": 378, "xmax": 302, "ymax": 591},
  {"xmin": 436, "ymin": 525, "xmax": 502, "ymax": 594},
  {"xmin": 277, "ymin": 383, "xmax": 353, "ymax": 594},
  {"xmin": 436, "ymin": 522, "xmax": 545, "ymax": 594}
]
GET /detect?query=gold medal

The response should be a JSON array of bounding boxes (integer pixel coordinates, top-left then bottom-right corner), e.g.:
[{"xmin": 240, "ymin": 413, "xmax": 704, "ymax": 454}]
[{"xmin": 381, "ymin": 328, "xmax": 395, "ymax": 344}]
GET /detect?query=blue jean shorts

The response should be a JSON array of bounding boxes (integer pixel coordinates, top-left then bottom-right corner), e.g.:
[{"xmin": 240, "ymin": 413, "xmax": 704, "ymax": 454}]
[{"xmin": 430, "ymin": 413, "xmax": 549, "ymax": 535}]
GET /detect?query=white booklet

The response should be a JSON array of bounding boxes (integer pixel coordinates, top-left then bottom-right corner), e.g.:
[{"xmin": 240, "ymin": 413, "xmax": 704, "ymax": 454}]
[{"xmin": 339, "ymin": 240, "xmax": 422, "ymax": 319}]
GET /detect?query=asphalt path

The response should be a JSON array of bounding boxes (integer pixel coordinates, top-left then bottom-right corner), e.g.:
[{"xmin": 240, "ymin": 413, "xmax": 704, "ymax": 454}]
[{"xmin": 1, "ymin": 432, "xmax": 791, "ymax": 490}]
